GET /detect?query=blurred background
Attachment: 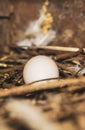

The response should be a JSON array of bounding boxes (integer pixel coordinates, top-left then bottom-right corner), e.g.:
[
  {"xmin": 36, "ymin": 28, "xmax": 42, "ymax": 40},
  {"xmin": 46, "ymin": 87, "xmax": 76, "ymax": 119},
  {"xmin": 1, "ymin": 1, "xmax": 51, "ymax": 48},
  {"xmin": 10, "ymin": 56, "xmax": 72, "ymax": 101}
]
[{"xmin": 0, "ymin": 0, "xmax": 85, "ymax": 49}]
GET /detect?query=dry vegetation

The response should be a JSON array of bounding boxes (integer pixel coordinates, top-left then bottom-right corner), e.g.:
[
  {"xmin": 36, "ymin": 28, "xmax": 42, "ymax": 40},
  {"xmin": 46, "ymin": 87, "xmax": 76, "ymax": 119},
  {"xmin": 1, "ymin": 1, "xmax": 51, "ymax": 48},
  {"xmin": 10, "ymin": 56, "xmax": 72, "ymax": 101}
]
[
  {"xmin": 0, "ymin": 0, "xmax": 85, "ymax": 130},
  {"xmin": 0, "ymin": 45, "xmax": 85, "ymax": 130}
]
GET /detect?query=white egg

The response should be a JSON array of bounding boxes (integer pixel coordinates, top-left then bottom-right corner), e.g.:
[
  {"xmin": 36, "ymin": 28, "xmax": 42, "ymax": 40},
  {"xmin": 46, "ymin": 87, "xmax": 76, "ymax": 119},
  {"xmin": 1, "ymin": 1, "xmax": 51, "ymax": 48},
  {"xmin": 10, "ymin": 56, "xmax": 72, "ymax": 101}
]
[{"xmin": 23, "ymin": 55, "xmax": 59, "ymax": 84}]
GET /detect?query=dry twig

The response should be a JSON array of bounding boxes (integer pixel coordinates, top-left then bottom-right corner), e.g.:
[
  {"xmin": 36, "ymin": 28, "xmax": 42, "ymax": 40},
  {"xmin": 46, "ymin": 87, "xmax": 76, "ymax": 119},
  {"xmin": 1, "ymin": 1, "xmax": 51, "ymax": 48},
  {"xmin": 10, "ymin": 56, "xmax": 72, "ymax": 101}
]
[
  {"xmin": 37, "ymin": 46, "xmax": 85, "ymax": 52},
  {"xmin": 0, "ymin": 77, "xmax": 85, "ymax": 98}
]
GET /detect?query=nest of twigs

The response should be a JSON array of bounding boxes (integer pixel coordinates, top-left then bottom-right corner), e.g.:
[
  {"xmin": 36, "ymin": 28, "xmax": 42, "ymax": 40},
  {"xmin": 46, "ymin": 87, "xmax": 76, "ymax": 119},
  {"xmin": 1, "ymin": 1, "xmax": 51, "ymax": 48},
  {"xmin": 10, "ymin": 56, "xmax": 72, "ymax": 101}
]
[{"xmin": 0, "ymin": 45, "xmax": 85, "ymax": 130}]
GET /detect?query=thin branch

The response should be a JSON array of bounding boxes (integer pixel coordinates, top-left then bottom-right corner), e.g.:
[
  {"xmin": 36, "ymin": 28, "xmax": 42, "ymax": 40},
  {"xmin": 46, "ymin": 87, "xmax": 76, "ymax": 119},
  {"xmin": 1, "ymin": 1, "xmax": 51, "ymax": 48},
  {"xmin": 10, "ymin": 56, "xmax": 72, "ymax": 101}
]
[
  {"xmin": 37, "ymin": 46, "xmax": 85, "ymax": 52},
  {"xmin": 0, "ymin": 77, "xmax": 85, "ymax": 98}
]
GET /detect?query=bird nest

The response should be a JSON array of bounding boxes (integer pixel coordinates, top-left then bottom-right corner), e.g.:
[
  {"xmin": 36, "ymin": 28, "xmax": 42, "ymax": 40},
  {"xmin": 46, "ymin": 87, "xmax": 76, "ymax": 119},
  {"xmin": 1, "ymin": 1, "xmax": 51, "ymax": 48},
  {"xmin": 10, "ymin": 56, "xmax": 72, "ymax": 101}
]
[{"xmin": 0, "ymin": 45, "xmax": 85, "ymax": 130}]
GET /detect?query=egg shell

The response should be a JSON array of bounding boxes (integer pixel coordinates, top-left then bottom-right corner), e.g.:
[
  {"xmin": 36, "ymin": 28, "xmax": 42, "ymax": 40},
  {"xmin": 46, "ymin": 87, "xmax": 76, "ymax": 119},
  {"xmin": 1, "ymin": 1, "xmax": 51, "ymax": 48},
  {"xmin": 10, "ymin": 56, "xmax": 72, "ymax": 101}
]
[{"xmin": 23, "ymin": 55, "xmax": 59, "ymax": 84}]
